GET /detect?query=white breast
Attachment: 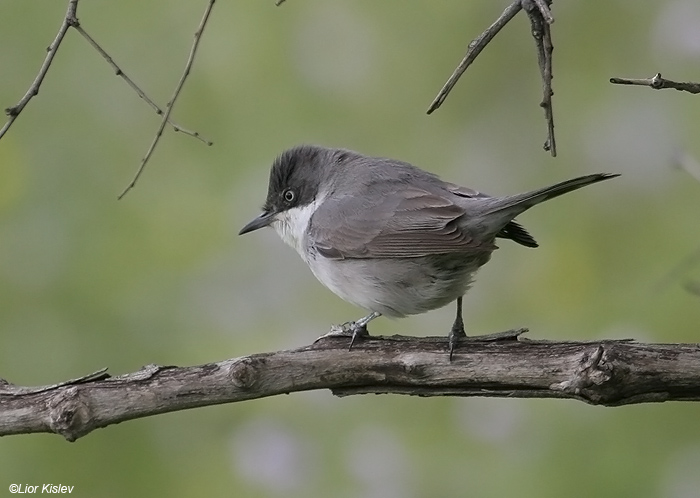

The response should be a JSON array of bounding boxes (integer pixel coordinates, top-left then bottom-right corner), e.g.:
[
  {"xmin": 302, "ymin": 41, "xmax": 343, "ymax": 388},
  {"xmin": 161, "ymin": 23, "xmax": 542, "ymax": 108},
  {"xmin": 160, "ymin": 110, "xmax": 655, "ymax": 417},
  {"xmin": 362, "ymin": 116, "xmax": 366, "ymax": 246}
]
[{"xmin": 270, "ymin": 199, "xmax": 322, "ymax": 263}]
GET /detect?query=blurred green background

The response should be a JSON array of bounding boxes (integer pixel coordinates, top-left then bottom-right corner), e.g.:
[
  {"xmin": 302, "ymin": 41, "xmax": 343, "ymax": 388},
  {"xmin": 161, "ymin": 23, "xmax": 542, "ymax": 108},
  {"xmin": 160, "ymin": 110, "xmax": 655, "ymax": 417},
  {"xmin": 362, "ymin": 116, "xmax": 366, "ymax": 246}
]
[{"xmin": 1, "ymin": 1, "xmax": 700, "ymax": 496}]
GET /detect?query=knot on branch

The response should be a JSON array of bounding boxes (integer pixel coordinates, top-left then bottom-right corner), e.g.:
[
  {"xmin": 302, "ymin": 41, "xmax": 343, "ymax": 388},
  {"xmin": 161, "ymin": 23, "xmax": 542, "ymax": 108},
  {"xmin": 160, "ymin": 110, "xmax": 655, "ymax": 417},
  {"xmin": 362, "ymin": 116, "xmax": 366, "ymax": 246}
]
[
  {"xmin": 66, "ymin": 15, "xmax": 80, "ymax": 29},
  {"xmin": 550, "ymin": 344, "xmax": 613, "ymax": 403},
  {"xmin": 650, "ymin": 73, "xmax": 664, "ymax": 89},
  {"xmin": 229, "ymin": 358, "xmax": 260, "ymax": 389},
  {"xmin": 48, "ymin": 386, "xmax": 91, "ymax": 442}
]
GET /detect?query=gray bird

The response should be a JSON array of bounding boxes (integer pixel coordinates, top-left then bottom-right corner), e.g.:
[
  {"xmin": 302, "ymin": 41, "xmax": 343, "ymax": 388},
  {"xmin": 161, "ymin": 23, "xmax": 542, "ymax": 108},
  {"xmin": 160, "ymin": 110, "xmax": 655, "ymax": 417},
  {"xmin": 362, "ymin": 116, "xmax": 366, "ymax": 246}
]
[{"xmin": 240, "ymin": 145, "xmax": 618, "ymax": 358}]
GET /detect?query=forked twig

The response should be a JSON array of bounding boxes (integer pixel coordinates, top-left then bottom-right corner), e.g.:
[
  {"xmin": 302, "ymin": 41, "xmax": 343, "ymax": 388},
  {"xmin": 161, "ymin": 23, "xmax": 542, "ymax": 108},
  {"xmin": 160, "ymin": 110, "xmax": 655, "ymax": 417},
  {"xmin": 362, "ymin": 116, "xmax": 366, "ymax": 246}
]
[
  {"xmin": 1, "ymin": 0, "xmax": 211, "ymax": 170},
  {"xmin": 118, "ymin": 0, "xmax": 216, "ymax": 199},
  {"xmin": 1, "ymin": 0, "xmax": 210, "ymax": 144},
  {"xmin": 73, "ymin": 24, "xmax": 213, "ymax": 145},
  {"xmin": 428, "ymin": 0, "xmax": 557, "ymax": 156}
]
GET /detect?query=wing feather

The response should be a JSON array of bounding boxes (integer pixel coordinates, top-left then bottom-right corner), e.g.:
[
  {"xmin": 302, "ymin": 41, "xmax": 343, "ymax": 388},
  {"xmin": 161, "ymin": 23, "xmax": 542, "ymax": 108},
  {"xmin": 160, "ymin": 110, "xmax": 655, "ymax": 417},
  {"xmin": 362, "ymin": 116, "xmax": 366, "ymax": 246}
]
[{"xmin": 310, "ymin": 187, "xmax": 491, "ymax": 259}]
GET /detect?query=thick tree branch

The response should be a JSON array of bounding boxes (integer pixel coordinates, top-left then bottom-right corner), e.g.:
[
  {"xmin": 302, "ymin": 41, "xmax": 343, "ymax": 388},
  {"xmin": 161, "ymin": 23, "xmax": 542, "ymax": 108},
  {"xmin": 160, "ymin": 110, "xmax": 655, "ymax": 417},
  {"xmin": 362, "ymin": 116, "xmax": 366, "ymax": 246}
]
[{"xmin": 2, "ymin": 335, "xmax": 700, "ymax": 442}]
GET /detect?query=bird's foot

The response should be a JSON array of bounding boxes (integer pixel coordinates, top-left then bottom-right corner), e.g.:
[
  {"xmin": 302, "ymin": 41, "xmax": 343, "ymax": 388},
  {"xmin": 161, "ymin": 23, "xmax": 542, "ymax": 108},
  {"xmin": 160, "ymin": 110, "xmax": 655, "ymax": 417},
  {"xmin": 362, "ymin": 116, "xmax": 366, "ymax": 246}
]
[
  {"xmin": 448, "ymin": 323, "xmax": 467, "ymax": 362},
  {"xmin": 315, "ymin": 312, "xmax": 380, "ymax": 351},
  {"xmin": 316, "ymin": 322, "xmax": 352, "ymax": 338},
  {"xmin": 317, "ymin": 320, "xmax": 368, "ymax": 341},
  {"xmin": 347, "ymin": 322, "xmax": 370, "ymax": 350}
]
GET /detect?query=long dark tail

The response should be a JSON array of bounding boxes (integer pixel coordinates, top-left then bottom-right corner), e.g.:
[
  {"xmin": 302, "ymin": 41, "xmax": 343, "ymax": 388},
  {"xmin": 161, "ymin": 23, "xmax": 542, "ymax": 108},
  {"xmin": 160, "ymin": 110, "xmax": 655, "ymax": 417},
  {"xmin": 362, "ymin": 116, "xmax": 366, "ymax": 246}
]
[
  {"xmin": 483, "ymin": 173, "xmax": 620, "ymax": 214},
  {"xmin": 485, "ymin": 173, "xmax": 619, "ymax": 247},
  {"xmin": 484, "ymin": 173, "xmax": 619, "ymax": 216}
]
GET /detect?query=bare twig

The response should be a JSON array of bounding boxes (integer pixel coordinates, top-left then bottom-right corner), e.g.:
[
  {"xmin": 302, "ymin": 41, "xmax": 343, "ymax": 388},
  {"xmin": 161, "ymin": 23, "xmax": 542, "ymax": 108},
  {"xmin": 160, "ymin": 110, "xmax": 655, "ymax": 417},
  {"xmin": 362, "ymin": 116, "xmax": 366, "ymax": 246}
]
[
  {"xmin": 523, "ymin": 0, "xmax": 557, "ymax": 156},
  {"xmin": 72, "ymin": 24, "xmax": 213, "ymax": 145},
  {"xmin": 427, "ymin": 1, "xmax": 557, "ymax": 156},
  {"xmin": 532, "ymin": 0, "xmax": 554, "ymax": 24},
  {"xmin": 118, "ymin": 0, "xmax": 216, "ymax": 200},
  {"xmin": 2, "ymin": 335, "xmax": 700, "ymax": 441},
  {"xmin": 1, "ymin": 0, "xmax": 210, "ymax": 146},
  {"xmin": 0, "ymin": 0, "xmax": 78, "ymax": 140},
  {"xmin": 610, "ymin": 73, "xmax": 700, "ymax": 95},
  {"xmin": 427, "ymin": 1, "xmax": 522, "ymax": 114}
]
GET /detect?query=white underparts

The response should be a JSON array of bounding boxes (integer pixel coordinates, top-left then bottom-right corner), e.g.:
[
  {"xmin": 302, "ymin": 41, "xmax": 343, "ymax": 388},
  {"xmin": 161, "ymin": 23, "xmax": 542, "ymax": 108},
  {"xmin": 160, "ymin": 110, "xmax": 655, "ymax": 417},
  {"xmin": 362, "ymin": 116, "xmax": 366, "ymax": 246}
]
[{"xmin": 271, "ymin": 197, "xmax": 323, "ymax": 262}]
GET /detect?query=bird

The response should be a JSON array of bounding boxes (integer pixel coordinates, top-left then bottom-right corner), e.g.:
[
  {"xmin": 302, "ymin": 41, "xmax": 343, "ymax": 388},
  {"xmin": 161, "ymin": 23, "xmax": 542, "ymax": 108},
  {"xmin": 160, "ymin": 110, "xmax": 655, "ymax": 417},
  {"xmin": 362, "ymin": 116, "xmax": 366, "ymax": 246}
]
[{"xmin": 239, "ymin": 145, "xmax": 618, "ymax": 359}]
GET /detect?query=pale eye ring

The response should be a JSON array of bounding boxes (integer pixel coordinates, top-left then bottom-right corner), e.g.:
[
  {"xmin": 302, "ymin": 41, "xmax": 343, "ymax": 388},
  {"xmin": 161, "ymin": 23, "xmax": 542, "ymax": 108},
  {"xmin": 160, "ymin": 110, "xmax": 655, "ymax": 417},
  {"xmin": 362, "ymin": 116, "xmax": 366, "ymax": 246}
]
[{"xmin": 283, "ymin": 189, "xmax": 295, "ymax": 202}]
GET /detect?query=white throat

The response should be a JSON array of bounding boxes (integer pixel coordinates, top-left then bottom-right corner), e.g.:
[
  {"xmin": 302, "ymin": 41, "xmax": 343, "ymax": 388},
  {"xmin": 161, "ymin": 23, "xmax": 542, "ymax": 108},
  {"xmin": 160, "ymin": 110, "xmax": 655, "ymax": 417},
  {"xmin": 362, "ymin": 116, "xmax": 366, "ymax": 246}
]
[{"xmin": 271, "ymin": 196, "xmax": 323, "ymax": 262}]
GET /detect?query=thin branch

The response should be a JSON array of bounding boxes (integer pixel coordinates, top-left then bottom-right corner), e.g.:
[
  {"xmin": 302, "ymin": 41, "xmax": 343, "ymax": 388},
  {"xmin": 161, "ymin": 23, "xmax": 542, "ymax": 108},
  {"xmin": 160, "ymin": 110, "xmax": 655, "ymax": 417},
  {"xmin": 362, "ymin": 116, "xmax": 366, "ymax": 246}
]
[
  {"xmin": 610, "ymin": 73, "xmax": 700, "ymax": 95},
  {"xmin": 72, "ymin": 24, "xmax": 213, "ymax": 145},
  {"xmin": 2, "ymin": 334, "xmax": 700, "ymax": 441},
  {"xmin": 427, "ymin": 1, "xmax": 522, "ymax": 114},
  {"xmin": 118, "ymin": 0, "xmax": 216, "ymax": 200},
  {"xmin": 523, "ymin": 0, "xmax": 557, "ymax": 156},
  {"xmin": 532, "ymin": 0, "xmax": 554, "ymax": 24},
  {"xmin": 1, "ymin": 0, "xmax": 210, "ymax": 146},
  {"xmin": 427, "ymin": 1, "xmax": 557, "ymax": 156},
  {"xmin": 0, "ymin": 0, "xmax": 78, "ymax": 140}
]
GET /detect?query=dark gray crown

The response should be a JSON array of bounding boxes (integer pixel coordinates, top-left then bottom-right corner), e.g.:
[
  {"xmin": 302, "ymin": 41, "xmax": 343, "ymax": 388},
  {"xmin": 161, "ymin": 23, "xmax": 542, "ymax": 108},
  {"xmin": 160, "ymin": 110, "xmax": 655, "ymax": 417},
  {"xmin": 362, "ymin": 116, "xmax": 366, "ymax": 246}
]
[{"xmin": 263, "ymin": 145, "xmax": 336, "ymax": 213}]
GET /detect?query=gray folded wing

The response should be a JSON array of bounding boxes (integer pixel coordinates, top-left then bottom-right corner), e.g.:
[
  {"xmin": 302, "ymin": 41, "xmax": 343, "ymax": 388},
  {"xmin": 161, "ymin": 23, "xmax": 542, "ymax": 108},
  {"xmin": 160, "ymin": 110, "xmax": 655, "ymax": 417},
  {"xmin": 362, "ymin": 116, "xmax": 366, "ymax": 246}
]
[{"xmin": 309, "ymin": 187, "xmax": 493, "ymax": 259}]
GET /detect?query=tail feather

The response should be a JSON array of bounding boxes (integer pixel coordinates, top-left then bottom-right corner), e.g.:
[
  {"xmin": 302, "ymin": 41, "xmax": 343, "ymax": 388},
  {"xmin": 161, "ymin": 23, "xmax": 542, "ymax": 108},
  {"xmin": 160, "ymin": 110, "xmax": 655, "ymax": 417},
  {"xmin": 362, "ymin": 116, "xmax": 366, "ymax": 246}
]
[
  {"xmin": 483, "ymin": 173, "xmax": 618, "ymax": 247},
  {"xmin": 498, "ymin": 220, "xmax": 538, "ymax": 248},
  {"xmin": 483, "ymin": 173, "xmax": 619, "ymax": 218}
]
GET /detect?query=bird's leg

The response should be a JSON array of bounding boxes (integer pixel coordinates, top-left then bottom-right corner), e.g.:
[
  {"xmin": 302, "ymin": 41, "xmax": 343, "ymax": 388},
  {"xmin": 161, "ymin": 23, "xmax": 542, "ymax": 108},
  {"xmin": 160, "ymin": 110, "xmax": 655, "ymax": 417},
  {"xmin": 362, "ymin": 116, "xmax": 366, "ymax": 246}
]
[
  {"xmin": 347, "ymin": 311, "xmax": 380, "ymax": 350},
  {"xmin": 448, "ymin": 296, "xmax": 466, "ymax": 361},
  {"xmin": 317, "ymin": 311, "xmax": 381, "ymax": 351}
]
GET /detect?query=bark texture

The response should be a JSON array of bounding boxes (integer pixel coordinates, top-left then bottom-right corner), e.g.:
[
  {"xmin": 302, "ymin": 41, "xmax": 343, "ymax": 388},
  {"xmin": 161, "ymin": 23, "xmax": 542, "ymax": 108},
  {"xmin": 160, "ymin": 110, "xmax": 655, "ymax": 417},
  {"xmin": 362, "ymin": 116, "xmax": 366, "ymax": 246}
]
[{"xmin": 1, "ymin": 334, "xmax": 699, "ymax": 441}]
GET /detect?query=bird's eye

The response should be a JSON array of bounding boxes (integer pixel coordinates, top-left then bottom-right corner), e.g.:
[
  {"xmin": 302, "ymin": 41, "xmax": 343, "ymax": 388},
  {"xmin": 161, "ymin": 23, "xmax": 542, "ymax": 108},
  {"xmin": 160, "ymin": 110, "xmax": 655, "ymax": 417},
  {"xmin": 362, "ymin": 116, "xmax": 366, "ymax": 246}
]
[{"xmin": 283, "ymin": 189, "xmax": 295, "ymax": 203}]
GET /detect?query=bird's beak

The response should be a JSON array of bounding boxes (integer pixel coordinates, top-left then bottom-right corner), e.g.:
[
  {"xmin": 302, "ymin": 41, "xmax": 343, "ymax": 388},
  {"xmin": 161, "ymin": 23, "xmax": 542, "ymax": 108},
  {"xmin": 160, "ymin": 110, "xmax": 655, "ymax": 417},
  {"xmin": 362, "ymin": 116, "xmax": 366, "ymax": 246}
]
[{"xmin": 239, "ymin": 211, "xmax": 275, "ymax": 235}]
